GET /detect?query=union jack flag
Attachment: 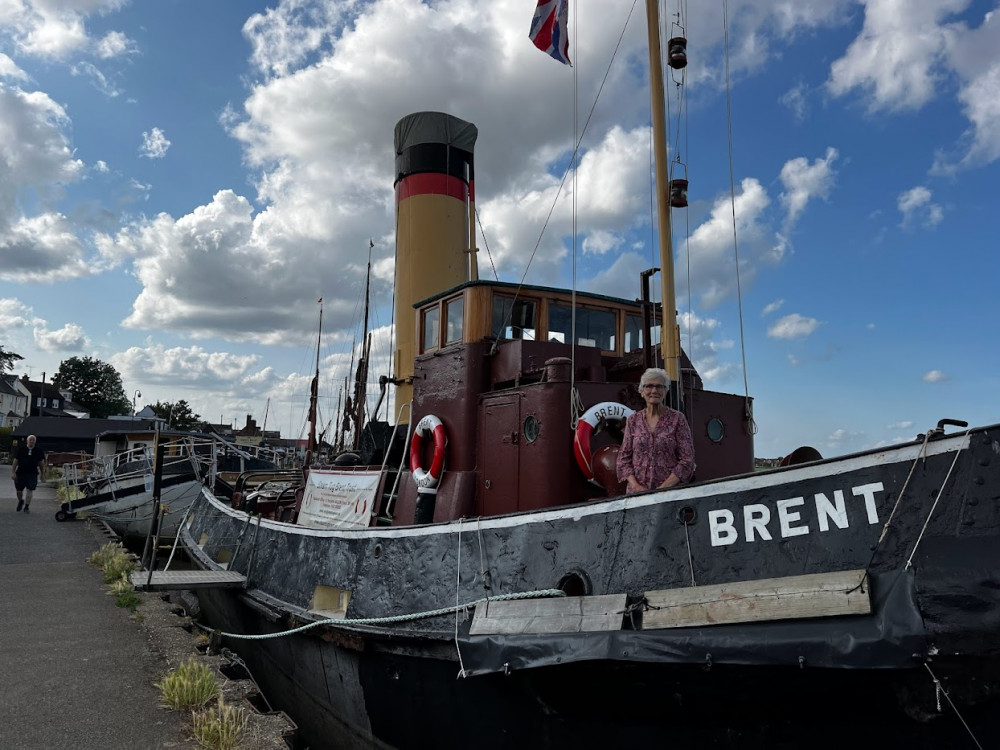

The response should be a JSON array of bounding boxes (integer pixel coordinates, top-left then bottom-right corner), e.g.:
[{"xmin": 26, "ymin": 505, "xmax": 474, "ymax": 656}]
[{"xmin": 529, "ymin": 0, "xmax": 571, "ymax": 66}]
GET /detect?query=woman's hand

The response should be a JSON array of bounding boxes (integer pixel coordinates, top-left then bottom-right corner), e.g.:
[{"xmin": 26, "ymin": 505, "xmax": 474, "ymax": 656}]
[
  {"xmin": 627, "ymin": 477, "xmax": 646, "ymax": 492},
  {"xmin": 658, "ymin": 473, "xmax": 680, "ymax": 489}
]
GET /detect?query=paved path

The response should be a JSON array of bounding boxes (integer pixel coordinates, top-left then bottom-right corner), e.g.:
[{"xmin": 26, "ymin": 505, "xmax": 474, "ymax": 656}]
[{"xmin": 0, "ymin": 480, "xmax": 193, "ymax": 749}]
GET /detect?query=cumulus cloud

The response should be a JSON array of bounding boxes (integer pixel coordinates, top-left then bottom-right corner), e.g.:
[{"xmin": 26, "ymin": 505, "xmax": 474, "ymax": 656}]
[
  {"xmin": 0, "ymin": 0, "xmax": 129, "ymax": 60},
  {"xmin": 897, "ymin": 186, "xmax": 944, "ymax": 228},
  {"xmin": 34, "ymin": 323, "xmax": 89, "ymax": 352},
  {"xmin": 139, "ymin": 127, "xmax": 171, "ymax": 159},
  {"xmin": 111, "ymin": 342, "xmax": 269, "ymax": 390},
  {"xmin": 0, "ymin": 53, "xmax": 28, "ymax": 80},
  {"xmin": 828, "ymin": 0, "xmax": 1000, "ymax": 170},
  {"xmin": 95, "ymin": 30, "xmax": 135, "ymax": 59},
  {"xmin": 779, "ymin": 148, "xmax": 838, "ymax": 227},
  {"xmin": 888, "ymin": 420, "xmax": 914, "ymax": 430},
  {"xmin": 922, "ymin": 369, "xmax": 950, "ymax": 382},
  {"xmin": 767, "ymin": 313, "xmax": 821, "ymax": 339},
  {"xmin": 0, "ymin": 298, "xmax": 36, "ymax": 330}
]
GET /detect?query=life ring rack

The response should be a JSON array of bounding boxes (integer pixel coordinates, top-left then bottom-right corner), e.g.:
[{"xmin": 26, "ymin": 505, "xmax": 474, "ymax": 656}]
[
  {"xmin": 573, "ymin": 401, "xmax": 634, "ymax": 486},
  {"xmin": 410, "ymin": 414, "xmax": 448, "ymax": 493}
]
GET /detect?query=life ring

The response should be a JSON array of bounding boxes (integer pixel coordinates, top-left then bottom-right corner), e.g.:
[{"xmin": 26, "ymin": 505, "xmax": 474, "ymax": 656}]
[
  {"xmin": 573, "ymin": 401, "xmax": 634, "ymax": 485},
  {"xmin": 410, "ymin": 414, "xmax": 447, "ymax": 492}
]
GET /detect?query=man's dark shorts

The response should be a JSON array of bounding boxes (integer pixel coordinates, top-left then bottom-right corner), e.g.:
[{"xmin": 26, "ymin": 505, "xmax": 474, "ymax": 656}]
[{"xmin": 13, "ymin": 474, "xmax": 38, "ymax": 492}]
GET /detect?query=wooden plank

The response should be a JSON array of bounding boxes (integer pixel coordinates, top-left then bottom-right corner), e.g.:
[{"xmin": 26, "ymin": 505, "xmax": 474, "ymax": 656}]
[
  {"xmin": 470, "ymin": 594, "xmax": 627, "ymax": 635},
  {"xmin": 642, "ymin": 569, "xmax": 870, "ymax": 630},
  {"xmin": 130, "ymin": 570, "xmax": 246, "ymax": 591}
]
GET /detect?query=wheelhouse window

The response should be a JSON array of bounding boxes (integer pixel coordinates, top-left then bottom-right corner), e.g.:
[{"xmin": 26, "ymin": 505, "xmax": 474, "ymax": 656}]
[
  {"xmin": 421, "ymin": 306, "xmax": 440, "ymax": 352},
  {"xmin": 549, "ymin": 304, "xmax": 616, "ymax": 351},
  {"xmin": 492, "ymin": 295, "xmax": 536, "ymax": 341},
  {"xmin": 444, "ymin": 296, "xmax": 464, "ymax": 345},
  {"xmin": 625, "ymin": 313, "xmax": 661, "ymax": 352}
]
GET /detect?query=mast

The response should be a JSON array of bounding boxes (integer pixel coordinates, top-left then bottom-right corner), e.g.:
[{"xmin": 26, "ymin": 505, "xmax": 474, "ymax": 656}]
[
  {"xmin": 646, "ymin": 0, "xmax": 680, "ymax": 387},
  {"xmin": 305, "ymin": 300, "xmax": 322, "ymax": 468},
  {"xmin": 351, "ymin": 242, "xmax": 373, "ymax": 451}
]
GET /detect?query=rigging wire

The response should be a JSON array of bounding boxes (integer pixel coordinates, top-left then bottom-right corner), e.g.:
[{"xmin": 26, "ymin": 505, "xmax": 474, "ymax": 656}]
[{"xmin": 721, "ymin": 0, "xmax": 757, "ymax": 435}]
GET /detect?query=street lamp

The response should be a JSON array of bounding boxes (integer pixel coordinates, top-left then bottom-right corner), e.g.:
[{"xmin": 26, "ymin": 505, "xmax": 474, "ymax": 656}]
[{"xmin": 133, "ymin": 390, "xmax": 141, "ymax": 420}]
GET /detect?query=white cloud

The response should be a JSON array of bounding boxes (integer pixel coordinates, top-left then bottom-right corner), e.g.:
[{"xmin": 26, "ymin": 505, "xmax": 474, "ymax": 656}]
[
  {"xmin": 34, "ymin": 323, "xmax": 89, "ymax": 352},
  {"xmin": 897, "ymin": 186, "xmax": 944, "ymax": 227},
  {"xmin": 0, "ymin": 0, "xmax": 129, "ymax": 59},
  {"xmin": 826, "ymin": 0, "xmax": 964, "ymax": 112},
  {"xmin": 767, "ymin": 313, "xmax": 821, "ymax": 339},
  {"xmin": 0, "ymin": 53, "xmax": 28, "ymax": 80},
  {"xmin": 887, "ymin": 420, "xmax": 914, "ymax": 429},
  {"xmin": 779, "ymin": 147, "xmax": 838, "ymax": 227},
  {"xmin": 0, "ymin": 298, "xmax": 36, "ymax": 329},
  {"xmin": 139, "ymin": 127, "xmax": 171, "ymax": 159},
  {"xmin": 922, "ymin": 369, "xmax": 950, "ymax": 382},
  {"xmin": 762, "ymin": 299, "xmax": 784, "ymax": 316},
  {"xmin": 95, "ymin": 30, "xmax": 134, "ymax": 59}
]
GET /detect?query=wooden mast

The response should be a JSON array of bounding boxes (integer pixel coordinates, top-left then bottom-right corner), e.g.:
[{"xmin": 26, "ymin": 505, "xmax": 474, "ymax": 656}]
[
  {"xmin": 351, "ymin": 243, "xmax": 373, "ymax": 451},
  {"xmin": 305, "ymin": 300, "xmax": 322, "ymax": 468},
  {"xmin": 645, "ymin": 0, "xmax": 680, "ymax": 388}
]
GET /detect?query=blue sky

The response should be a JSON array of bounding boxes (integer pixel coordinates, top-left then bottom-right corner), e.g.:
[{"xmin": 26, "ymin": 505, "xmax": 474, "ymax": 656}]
[{"xmin": 1, "ymin": 0, "xmax": 997, "ymax": 458}]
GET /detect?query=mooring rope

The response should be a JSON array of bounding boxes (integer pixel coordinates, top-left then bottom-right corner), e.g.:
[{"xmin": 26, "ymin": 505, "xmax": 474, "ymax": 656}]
[
  {"xmin": 923, "ymin": 662, "xmax": 982, "ymax": 749},
  {"xmin": 204, "ymin": 588, "xmax": 567, "ymax": 642},
  {"xmin": 905, "ymin": 431, "xmax": 969, "ymax": 570},
  {"xmin": 454, "ymin": 518, "xmax": 469, "ymax": 678}
]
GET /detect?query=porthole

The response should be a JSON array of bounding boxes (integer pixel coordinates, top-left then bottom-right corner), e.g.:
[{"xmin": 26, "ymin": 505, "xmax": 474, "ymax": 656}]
[
  {"xmin": 706, "ymin": 417, "xmax": 725, "ymax": 443},
  {"xmin": 523, "ymin": 415, "xmax": 540, "ymax": 443}
]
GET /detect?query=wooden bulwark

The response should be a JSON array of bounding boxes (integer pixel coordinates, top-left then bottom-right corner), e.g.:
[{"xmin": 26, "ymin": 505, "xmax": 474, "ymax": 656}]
[
  {"xmin": 470, "ymin": 593, "xmax": 627, "ymax": 635},
  {"xmin": 131, "ymin": 570, "xmax": 247, "ymax": 591},
  {"xmin": 642, "ymin": 569, "xmax": 870, "ymax": 630}
]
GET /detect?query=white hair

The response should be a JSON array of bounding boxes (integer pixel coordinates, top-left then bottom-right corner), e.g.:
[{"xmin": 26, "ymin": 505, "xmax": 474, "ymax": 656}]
[{"xmin": 638, "ymin": 367, "xmax": 669, "ymax": 392}]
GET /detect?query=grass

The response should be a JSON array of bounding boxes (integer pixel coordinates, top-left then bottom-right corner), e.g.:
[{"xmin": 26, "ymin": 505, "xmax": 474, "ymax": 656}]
[
  {"xmin": 88, "ymin": 541, "xmax": 137, "ymax": 584},
  {"xmin": 157, "ymin": 658, "xmax": 220, "ymax": 711},
  {"xmin": 190, "ymin": 697, "xmax": 249, "ymax": 750},
  {"xmin": 108, "ymin": 575, "xmax": 142, "ymax": 611}
]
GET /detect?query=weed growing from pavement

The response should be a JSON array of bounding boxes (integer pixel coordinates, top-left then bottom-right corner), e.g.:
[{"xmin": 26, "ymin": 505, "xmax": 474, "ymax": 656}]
[
  {"xmin": 157, "ymin": 658, "xmax": 220, "ymax": 711},
  {"xmin": 108, "ymin": 575, "xmax": 142, "ymax": 611},
  {"xmin": 88, "ymin": 541, "xmax": 137, "ymax": 583},
  {"xmin": 190, "ymin": 696, "xmax": 249, "ymax": 750}
]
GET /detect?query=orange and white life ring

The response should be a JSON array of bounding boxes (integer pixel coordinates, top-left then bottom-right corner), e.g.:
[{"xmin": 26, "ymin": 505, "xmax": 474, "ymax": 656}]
[
  {"xmin": 410, "ymin": 414, "xmax": 447, "ymax": 492},
  {"xmin": 573, "ymin": 401, "xmax": 634, "ymax": 485}
]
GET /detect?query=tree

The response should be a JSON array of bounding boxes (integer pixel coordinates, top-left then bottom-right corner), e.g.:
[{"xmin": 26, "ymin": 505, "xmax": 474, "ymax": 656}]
[
  {"xmin": 150, "ymin": 399, "xmax": 202, "ymax": 431},
  {"xmin": 52, "ymin": 357, "xmax": 131, "ymax": 418},
  {"xmin": 1, "ymin": 344, "xmax": 23, "ymax": 373}
]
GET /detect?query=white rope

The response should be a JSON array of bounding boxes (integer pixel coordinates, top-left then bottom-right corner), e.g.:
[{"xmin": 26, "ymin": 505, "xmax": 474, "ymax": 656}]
[
  {"xmin": 923, "ymin": 663, "xmax": 983, "ymax": 749},
  {"xmin": 209, "ymin": 588, "xmax": 568, "ymax": 642},
  {"xmin": 905, "ymin": 431, "xmax": 969, "ymax": 570},
  {"xmin": 683, "ymin": 519, "xmax": 696, "ymax": 586},
  {"xmin": 454, "ymin": 518, "xmax": 468, "ymax": 678}
]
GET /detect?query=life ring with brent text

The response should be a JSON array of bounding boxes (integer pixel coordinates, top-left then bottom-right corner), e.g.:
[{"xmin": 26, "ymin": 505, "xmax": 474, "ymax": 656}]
[{"xmin": 573, "ymin": 401, "xmax": 634, "ymax": 485}]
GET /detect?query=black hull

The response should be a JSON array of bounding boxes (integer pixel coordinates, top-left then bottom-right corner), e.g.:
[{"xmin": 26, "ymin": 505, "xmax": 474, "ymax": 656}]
[
  {"xmin": 184, "ymin": 425, "xmax": 1000, "ymax": 748},
  {"xmin": 196, "ymin": 587, "xmax": 1000, "ymax": 749}
]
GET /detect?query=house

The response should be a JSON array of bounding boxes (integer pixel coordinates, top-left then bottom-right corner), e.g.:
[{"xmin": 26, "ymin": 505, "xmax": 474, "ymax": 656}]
[
  {"xmin": 19, "ymin": 376, "xmax": 75, "ymax": 418},
  {"xmin": 0, "ymin": 375, "xmax": 30, "ymax": 429}
]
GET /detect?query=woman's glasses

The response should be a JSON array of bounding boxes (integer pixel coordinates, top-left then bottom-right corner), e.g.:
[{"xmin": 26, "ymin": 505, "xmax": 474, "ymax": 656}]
[{"xmin": 642, "ymin": 384, "xmax": 666, "ymax": 391}]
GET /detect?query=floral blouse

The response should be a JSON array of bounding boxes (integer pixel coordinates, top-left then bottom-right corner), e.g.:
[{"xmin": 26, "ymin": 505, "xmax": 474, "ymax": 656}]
[{"xmin": 616, "ymin": 408, "xmax": 695, "ymax": 492}]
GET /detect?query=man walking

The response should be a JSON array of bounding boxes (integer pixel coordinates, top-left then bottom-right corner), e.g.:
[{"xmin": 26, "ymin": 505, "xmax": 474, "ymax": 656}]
[{"xmin": 12, "ymin": 435, "xmax": 45, "ymax": 513}]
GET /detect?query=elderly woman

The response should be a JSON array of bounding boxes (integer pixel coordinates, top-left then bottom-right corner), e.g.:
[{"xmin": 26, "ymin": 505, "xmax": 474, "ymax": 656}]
[{"xmin": 617, "ymin": 368, "xmax": 695, "ymax": 493}]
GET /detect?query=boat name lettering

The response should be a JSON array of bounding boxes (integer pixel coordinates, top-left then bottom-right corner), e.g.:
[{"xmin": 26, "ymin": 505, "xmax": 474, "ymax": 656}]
[
  {"xmin": 592, "ymin": 404, "xmax": 628, "ymax": 421},
  {"xmin": 707, "ymin": 482, "xmax": 884, "ymax": 547}
]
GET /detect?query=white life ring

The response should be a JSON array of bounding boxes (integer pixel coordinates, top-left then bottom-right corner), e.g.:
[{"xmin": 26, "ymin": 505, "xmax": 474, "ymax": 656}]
[
  {"xmin": 410, "ymin": 414, "xmax": 447, "ymax": 492},
  {"xmin": 573, "ymin": 401, "xmax": 634, "ymax": 485}
]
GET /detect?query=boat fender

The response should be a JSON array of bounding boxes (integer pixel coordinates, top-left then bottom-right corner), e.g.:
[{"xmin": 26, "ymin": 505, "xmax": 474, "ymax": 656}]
[
  {"xmin": 573, "ymin": 402, "xmax": 634, "ymax": 486},
  {"xmin": 409, "ymin": 414, "xmax": 447, "ymax": 494}
]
